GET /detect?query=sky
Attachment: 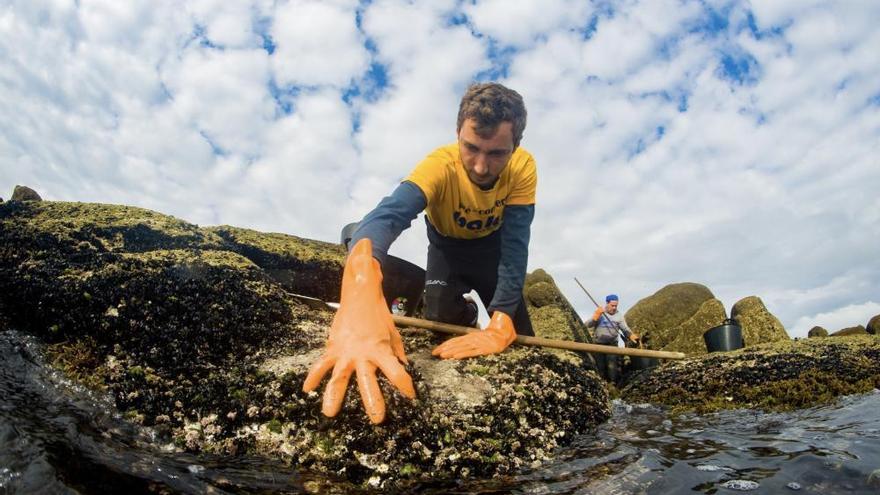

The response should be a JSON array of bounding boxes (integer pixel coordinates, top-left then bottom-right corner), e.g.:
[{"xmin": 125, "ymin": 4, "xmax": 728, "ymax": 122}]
[{"xmin": 1, "ymin": 0, "xmax": 878, "ymax": 339}]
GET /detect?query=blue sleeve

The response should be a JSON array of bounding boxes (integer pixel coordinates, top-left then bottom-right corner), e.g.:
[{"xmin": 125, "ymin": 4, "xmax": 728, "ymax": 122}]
[
  {"xmin": 487, "ymin": 204, "xmax": 534, "ymax": 317},
  {"xmin": 348, "ymin": 181, "xmax": 427, "ymax": 265}
]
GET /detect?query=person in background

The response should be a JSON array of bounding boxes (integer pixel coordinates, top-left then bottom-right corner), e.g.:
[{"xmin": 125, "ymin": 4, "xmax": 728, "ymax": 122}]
[
  {"xmin": 586, "ymin": 294, "xmax": 639, "ymax": 383},
  {"xmin": 303, "ymin": 82, "xmax": 537, "ymax": 424}
]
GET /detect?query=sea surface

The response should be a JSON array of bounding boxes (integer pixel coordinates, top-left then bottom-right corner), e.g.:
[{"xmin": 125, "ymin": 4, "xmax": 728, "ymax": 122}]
[{"xmin": 2, "ymin": 329, "xmax": 878, "ymax": 494}]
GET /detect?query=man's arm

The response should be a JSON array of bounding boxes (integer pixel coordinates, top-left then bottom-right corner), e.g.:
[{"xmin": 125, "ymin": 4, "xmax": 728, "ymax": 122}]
[
  {"xmin": 349, "ymin": 181, "xmax": 427, "ymax": 263},
  {"xmin": 487, "ymin": 204, "xmax": 534, "ymax": 317}
]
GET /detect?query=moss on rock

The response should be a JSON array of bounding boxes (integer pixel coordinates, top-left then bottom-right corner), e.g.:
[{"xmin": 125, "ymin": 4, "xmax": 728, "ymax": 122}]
[
  {"xmin": 625, "ymin": 283, "xmax": 715, "ymax": 350},
  {"xmin": 808, "ymin": 326, "xmax": 829, "ymax": 338},
  {"xmin": 731, "ymin": 296, "xmax": 789, "ymax": 346},
  {"xmin": 832, "ymin": 325, "xmax": 868, "ymax": 336},
  {"xmin": 525, "ymin": 282, "xmax": 560, "ymax": 308},
  {"xmin": 621, "ymin": 335, "xmax": 880, "ymax": 414},
  {"xmin": 659, "ymin": 298, "xmax": 727, "ymax": 355},
  {"xmin": 867, "ymin": 315, "xmax": 880, "ymax": 335},
  {"xmin": 523, "ymin": 269, "xmax": 594, "ymax": 367},
  {"xmin": 11, "ymin": 185, "xmax": 42, "ymax": 201},
  {"xmin": 205, "ymin": 226, "xmax": 345, "ymax": 302}
]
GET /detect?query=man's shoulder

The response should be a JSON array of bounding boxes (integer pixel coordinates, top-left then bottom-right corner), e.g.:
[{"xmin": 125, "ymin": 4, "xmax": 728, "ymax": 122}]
[{"xmin": 426, "ymin": 142, "xmax": 459, "ymax": 161}]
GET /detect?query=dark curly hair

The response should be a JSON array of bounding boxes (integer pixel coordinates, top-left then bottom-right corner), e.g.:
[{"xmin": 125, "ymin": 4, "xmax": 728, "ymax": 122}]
[{"xmin": 456, "ymin": 82, "xmax": 527, "ymax": 147}]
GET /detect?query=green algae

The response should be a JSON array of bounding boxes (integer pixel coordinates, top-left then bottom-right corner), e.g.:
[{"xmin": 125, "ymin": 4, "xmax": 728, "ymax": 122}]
[{"xmin": 622, "ymin": 335, "xmax": 880, "ymax": 414}]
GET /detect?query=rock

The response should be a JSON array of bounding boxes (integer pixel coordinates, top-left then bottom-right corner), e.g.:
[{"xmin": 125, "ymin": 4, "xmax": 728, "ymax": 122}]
[
  {"xmin": 808, "ymin": 326, "xmax": 828, "ymax": 338},
  {"xmin": 204, "ymin": 226, "xmax": 345, "ymax": 303},
  {"xmin": 622, "ymin": 335, "xmax": 880, "ymax": 413},
  {"xmin": 525, "ymin": 281, "xmax": 560, "ymax": 308},
  {"xmin": 831, "ymin": 325, "xmax": 867, "ymax": 337},
  {"xmin": 523, "ymin": 269, "xmax": 594, "ymax": 367},
  {"xmin": 866, "ymin": 315, "xmax": 880, "ymax": 335},
  {"xmin": 625, "ymin": 283, "xmax": 716, "ymax": 351},
  {"xmin": 11, "ymin": 185, "xmax": 42, "ymax": 201},
  {"xmin": 731, "ymin": 296, "xmax": 790, "ymax": 346},
  {"xmin": 659, "ymin": 298, "xmax": 727, "ymax": 355},
  {"xmin": 0, "ymin": 200, "xmax": 612, "ymax": 490},
  {"xmin": 524, "ymin": 268, "xmax": 554, "ymax": 287}
]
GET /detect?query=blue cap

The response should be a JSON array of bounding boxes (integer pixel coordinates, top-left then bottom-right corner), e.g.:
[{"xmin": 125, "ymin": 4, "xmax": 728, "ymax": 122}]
[{"xmin": 606, "ymin": 294, "xmax": 619, "ymax": 303}]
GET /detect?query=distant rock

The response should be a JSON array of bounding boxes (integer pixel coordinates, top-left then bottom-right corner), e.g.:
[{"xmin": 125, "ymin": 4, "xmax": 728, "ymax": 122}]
[
  {"xmin": 867, "ymin": 315, "xmax": 880, "ymax": 335},
  {"xmin": 808, "ymin": 326, "xmax": 828, "ymax": 338},
  {"xmin": 831, "ymin": 325, "xmax": 868, "ymax": 337},
  {"xmin": 622, "ymin": 335, "xmax": 880, "ymax": 413},
  {"xmin": 625, "ymin": 283, "xmax": 717, "ymax": 352},
  {"xmin": 11, "ymin": 185, "xmax": 42, "ymax": 201},
  {"xmin": 731, "ymin": 296, "xmax": 790, "ymax": 346},
  {"xmin": 523, "ymin": 269, "xmax": 595, "ymax": 367}
]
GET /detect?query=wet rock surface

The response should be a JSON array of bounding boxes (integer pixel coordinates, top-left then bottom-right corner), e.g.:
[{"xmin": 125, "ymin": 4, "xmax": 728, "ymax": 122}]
[
  {"xmin": 0, "ymin": 200, "xmax": 611, "ymax": 489},
  {"xmin": 621, "ymin": 335, "xmax": 880, "ymax": 413}
]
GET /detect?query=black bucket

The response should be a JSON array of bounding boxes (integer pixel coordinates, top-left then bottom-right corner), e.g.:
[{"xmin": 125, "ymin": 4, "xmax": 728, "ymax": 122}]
[
  {"xmin": 340, "ymin": 222, "xmax": 425, "ymax": 317},
  {"xmin": 703, "ymin": 318, "xmax": 744, "ymax": 352}
]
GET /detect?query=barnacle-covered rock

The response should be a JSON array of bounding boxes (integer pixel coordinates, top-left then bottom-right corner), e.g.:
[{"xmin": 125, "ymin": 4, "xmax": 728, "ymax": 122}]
[
  {"xmin": 621, "ymin": 335, "xmax": 880, "ymax": 413},
  {"xmin": 523, "ymin": 269, "xmax": 594, "ymax": 367},
  {"xmin": 11, "ymin": 184, "xmax": 42, "ymax": 201},
  {"xmin": 808, "ymin": 326, "xmax": 829, "ymax": 338},
  {"xmin": 831, "ymin": 325, "xmax": 868, "ymax": 336},
  {"xmin": 731, "ymin": 296, "xmax": 790, "ymax": 345},
  {"xmin": 867, "ymin": 315, "xmax": 880, "ymax": 335},
  {"xmin": 624, "ymin": 283, "xmax": 715, "ymax": 351},
  {"xmin": 0, "ymin": 200, "xmax": 611, "ymax": 490},
  {"xmin": 657, "ymin": 298, "xmax": 727, "ymax": 355}
]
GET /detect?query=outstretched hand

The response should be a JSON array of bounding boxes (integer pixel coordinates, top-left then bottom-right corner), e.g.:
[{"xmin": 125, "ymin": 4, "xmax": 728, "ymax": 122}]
[
  {"xmin": 302, "ymin": 239, "xmax": 415, "ymax": 424},
  {"xmin": 432, "ymin": 311, "xmax": 517, "ymax": 359}
]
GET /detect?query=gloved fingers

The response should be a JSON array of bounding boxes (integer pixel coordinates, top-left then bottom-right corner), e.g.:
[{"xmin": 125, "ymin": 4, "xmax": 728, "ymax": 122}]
[
  {"xmin": 431, "ymin": 334, "xmax": 469, "ymax": 357},
  {"xmin": 355, "ymin": 360, "xmax": 385, "ymax": 424},
  {"xmin": 321, "ymin": 358, "xmax": 355, "ymax": 418},
  {"xmin": 446, "ymin": 346, "xmax": 493, "ymax": 360},
  {"xmin": 374, "ymin": 353, "xmax": 416, "ymax": 399},
  {"xmin": 302, "ymin": 353, "xmax": 335, "ymax": 392},
  {"xmin": 388, "ymin": 325, "xmax": 408, "ymax": 365},
  {"xmin": 432, "ymin": 333, "xmax": 495, "ymax": 359}
]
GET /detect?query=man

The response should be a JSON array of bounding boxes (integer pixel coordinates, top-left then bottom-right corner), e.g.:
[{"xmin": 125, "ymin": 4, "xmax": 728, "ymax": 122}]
[
  {"xmin": 303, "ymin": 82, "xmax": 536, "ymax": 424},
  {"xmin": 586, "ymin": 294, "xmax": 639, "ymax": 382}
]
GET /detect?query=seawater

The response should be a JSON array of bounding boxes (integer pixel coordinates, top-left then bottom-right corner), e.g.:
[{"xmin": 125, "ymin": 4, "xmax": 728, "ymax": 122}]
[{"xmin": 2, "ymin": 329, "xmax": 878, "ymax": 494}]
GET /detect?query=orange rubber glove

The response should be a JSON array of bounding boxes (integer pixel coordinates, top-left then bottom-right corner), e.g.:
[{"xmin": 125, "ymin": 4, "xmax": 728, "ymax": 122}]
[
  {"xmin": 302, "ymin": 238, "xmax": 415, "ymax": 424},
  {"xmin": 592, "ymin": 307, "xmax": 605, "ymax": 321},
  {"xmin": 629, "ymin": 333, "xmax": 641, "ymax": 343},
  {"xmin": 431, "ymin": 311, "xmax": 517, "ymax": 359}
]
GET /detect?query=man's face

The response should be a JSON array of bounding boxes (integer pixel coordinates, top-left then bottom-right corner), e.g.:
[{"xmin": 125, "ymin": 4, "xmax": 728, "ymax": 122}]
[
  {"xmin": 606, "ymin": 301, "xmax": 619, "ymax": 314},
  {"xmin": 458, "ymin": 118, "xmax": 515, "ymax": 188}
]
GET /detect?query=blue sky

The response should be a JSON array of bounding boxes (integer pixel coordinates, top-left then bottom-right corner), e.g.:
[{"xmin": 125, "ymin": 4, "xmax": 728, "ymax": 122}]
[{"xmin": 1, "ymin": 0, "xmax": 878, "ymax": 338}]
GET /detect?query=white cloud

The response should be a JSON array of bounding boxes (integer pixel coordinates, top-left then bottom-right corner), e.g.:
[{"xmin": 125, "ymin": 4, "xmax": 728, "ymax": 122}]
[
  {"xmin": 271, "ymin": 0, "xmax": 369, "ymax": 87},
  {"xmin": 463, "ymin": 0, "xmax": 593, "ymax": 47}
]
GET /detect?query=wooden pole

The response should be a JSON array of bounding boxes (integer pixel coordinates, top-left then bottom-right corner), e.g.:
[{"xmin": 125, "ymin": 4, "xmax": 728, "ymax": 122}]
[
  {"xmin": 391, "ymin": 314, "xmax": 686, "ymax": 360},
  {"xmin": 288, "ymin": 291, "xmax": 686, "ymax": 360}
]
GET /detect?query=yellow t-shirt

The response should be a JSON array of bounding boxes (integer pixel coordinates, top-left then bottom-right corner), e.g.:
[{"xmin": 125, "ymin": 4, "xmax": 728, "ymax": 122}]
[{"xmin": 405, "ymin": 142, "xmax": 537, "ymax": 240}]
